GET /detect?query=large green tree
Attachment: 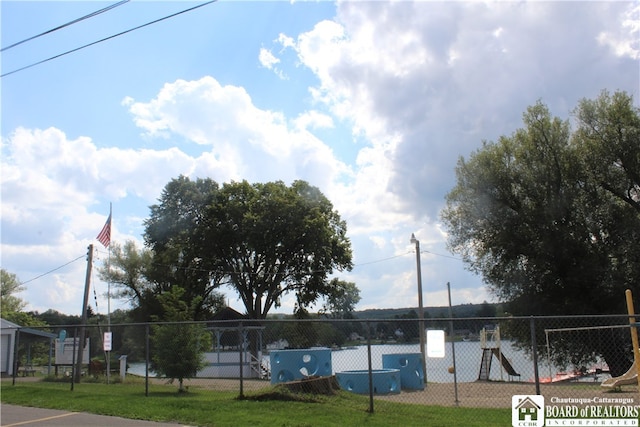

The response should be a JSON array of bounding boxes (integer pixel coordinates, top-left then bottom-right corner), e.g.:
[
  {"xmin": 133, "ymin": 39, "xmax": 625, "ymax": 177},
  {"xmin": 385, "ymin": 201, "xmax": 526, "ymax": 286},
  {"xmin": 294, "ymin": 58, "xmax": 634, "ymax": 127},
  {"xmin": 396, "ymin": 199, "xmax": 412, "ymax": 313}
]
[
  {"xmin": 98, "ymin": 241, "xmax": 155, "ymax": 321},
  {"xmin": 98, "ymin": 240, "xmax": 224, "ymax": 323},
  {"xmin": 206, "ymin": 180, "xmax": 352, "ymax": 317},
  {"xmin": 441, "ymin": 91, "xmax": 640, "ymax": 376},
  {"xmin": 574, "ymin": 91, "xmax": 639, "ymax": 213},
  {"xmin": 145, "ymin": 177, "xmax": 353, "ymax": 319},
  {"xmin": 322, "ymin": 279, "xmax": 361, "ymax": 319},
  {"xmin": 144, "ymin": 177, "xmax": 227, "ymax": 321},
  {"xmin": 572, "ymin": 90, "xmax": 640, "ymax": 294}
]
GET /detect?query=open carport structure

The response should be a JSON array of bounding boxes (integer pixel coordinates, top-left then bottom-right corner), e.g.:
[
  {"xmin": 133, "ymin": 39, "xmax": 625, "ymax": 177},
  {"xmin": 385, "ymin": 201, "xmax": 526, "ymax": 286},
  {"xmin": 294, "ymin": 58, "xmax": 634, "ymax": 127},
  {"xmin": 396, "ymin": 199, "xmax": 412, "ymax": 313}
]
[{"xmin": 1, "ymin": 318, "xmax": 56, "ymax": 378}]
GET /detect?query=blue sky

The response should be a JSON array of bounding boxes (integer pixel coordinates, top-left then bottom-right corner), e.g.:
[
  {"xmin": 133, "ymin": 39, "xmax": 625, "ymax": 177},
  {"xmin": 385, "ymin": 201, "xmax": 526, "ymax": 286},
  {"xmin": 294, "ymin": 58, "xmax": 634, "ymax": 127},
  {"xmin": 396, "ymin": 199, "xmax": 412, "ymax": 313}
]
[{"xmin": 1, "ymin": 1, "xmax": 638, "ymax": 317}]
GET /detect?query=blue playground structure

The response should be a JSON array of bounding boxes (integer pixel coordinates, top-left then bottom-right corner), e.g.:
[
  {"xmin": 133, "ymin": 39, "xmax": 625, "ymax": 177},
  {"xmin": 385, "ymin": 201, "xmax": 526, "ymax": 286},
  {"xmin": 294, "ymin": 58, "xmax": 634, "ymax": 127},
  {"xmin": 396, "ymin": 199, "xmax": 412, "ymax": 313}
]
[
  {"xmin": 382, "ymin": 353, "xmax": 424, "ymax": 390},
  {"xmin": 269, "ymin": 348, "xmax": 425, "ymax": 395},
  {"xmin": 269, "ymin": 348, "xmax": 332, "ymax": 385},
  {"xmin": 336, "ymin": 368, "xmax": 401, "ymax": 395}
]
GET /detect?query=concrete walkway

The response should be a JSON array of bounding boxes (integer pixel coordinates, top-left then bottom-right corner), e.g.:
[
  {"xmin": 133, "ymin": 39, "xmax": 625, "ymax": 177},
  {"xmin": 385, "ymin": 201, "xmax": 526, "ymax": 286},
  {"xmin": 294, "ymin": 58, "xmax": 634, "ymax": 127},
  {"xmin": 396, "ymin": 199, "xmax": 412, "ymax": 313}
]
[{"xmin": 0, "ymin": 404, "xmax": 192, "ymax": 427}]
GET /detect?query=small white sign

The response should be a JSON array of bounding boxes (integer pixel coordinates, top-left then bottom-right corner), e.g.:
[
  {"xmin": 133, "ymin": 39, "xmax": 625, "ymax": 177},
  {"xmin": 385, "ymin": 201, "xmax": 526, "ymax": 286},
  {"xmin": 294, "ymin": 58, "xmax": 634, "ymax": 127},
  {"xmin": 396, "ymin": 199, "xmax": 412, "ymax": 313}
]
[
  {"xmin": 54, "ymin": 338, "xmax": 90, "ymax": 364},
  {"xmin": 426, "ymin": 329, "xmax": 446, "ymax": 358},
  {"xmin": 103, "ymin": 332, "xmax": 112, "ymax": 352}
]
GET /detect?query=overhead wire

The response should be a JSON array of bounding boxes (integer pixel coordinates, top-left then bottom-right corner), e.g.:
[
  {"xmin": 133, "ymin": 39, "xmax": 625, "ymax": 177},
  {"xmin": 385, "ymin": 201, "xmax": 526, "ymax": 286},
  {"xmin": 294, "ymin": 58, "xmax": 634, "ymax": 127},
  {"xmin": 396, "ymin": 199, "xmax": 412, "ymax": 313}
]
[
  {"xmin": 16, "ymin": 247, "xmax": 460, "ymax": 289},
  {"xmin": 353, "ymin": 252, "xmax": 412, "ymax": 268},
  {"xmin": 420, "ymin": 249, "xmax": 462, "ymax": 261},
  {"xmin": 1, "ymin": 0, "xmax": 131, "ymax": 52},
  {"xmin": 1, "ymin": 0, "xmax": 218, "ymax": 78},
  {"xmin": 355, "ymin": 249, "xmax": 462, "ymax": 265},
  {"xmin": 20, "ymin": 254, "xmax": 86, "ymax": 285}
]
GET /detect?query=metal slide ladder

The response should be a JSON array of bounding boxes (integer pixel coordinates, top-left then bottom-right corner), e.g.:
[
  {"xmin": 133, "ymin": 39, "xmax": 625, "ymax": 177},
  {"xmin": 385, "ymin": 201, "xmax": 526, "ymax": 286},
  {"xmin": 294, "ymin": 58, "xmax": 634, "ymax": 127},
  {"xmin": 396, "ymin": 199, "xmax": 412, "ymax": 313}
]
[{"xmin": 478, "ymin": 348, "xmax": 493, "ymax": 380}]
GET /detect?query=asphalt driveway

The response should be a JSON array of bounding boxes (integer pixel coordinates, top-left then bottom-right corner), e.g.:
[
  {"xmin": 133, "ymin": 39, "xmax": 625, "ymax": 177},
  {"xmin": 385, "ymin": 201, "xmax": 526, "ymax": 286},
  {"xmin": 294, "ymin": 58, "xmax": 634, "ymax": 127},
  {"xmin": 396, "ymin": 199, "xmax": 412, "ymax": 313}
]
[{"xmin": 0, "ymin": 404, "xmax": 192, "ymax": 427}]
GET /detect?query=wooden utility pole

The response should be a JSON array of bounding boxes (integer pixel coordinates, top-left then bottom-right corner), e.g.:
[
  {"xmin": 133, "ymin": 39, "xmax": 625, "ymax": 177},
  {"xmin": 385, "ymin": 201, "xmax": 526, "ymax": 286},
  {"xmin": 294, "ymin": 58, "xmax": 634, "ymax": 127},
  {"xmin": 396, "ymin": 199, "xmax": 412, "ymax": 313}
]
[
  {"xmin": 75, "ymin": 244, "xmax": 93, "ymax": 383},
  {"xmin": 625, "ymin": 289, "xmax": 640, "ymax": 394}
]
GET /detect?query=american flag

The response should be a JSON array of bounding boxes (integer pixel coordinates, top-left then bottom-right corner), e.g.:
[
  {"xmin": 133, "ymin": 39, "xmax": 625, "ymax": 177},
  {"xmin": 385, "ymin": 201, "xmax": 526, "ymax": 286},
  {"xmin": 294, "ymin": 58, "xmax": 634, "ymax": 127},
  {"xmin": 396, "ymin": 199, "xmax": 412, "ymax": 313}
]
[{"xmin": 96, "ymin": 213, "xmax": 111, "ymax": 248}]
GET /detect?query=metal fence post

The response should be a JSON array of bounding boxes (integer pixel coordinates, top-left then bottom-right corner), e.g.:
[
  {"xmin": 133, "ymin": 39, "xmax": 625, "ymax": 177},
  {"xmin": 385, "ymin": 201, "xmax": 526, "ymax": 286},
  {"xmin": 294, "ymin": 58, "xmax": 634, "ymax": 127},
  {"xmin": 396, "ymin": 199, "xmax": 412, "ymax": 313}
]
[
  {"xmin": 239, "ymin": 322, "xmax": 244, "ymax": 399},
  {"xmin": 145, "ymin": 323, "xmax": 150, "ymax": 397},
  {"xmin": 71, "ymin": 327, "xmax": 77, "ymax": 391},
  {"xmin": 530, "ymin": 316, "xmax": 540, "ymax": 395},
  {"xmin": 12, "ymin": 328, "xmax": 20, "ymax": 386},
  {"xmin": 366, "ymin": 320, "xmax": 374, "ymax": 413},
  {"xmin": 447, "ymin": 283, "xmax": 459, "ymax": 406}
]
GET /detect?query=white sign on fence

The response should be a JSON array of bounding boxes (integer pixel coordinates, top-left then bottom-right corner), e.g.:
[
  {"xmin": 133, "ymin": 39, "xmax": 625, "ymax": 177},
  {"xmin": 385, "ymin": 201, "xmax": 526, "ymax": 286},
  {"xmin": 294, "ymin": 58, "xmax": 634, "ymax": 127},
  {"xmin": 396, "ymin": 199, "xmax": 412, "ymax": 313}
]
[
  {"xmin": 54, "ymin": 338, "xmax": 90, "ymax": 365},
  {"xmin": 103, "ymin": 332, "xmax": 112, "ymax": 352},
  {"xmin": 426, "ymin": 329, "xmax": 446, "ymax": 358}
]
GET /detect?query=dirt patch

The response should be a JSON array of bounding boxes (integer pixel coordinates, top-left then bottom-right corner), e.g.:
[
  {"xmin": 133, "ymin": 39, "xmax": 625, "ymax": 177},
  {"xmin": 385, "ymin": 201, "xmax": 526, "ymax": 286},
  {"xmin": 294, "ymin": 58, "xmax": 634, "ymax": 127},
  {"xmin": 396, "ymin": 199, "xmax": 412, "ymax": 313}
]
[
  {"xmin": 146, "ymin": 376, "xmax": 271, "ymax": 392},
  {"xmin": 375, "ymin": 381, "xmax": 640, "ymax": 408},
  {"xmin": 277, "ymin": 375, "xmax": 340, "ymax": 395}
]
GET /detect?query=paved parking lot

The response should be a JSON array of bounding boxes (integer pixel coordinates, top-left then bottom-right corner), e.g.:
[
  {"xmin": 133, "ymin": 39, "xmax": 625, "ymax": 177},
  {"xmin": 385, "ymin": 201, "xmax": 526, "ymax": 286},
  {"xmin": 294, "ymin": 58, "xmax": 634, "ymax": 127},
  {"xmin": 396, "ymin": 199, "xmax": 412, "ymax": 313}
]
[{"xmin": 0, "ymin": 404, "xmax": 191, "ymax": 427}]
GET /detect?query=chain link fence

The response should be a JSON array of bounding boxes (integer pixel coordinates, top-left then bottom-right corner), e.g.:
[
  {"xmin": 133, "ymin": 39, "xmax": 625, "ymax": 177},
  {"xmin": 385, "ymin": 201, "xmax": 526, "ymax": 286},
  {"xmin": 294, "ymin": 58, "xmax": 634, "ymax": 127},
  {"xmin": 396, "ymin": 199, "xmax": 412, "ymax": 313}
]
[{"xmin": 3, "ymin": 314, "xmax": 637, "ymax": 410}]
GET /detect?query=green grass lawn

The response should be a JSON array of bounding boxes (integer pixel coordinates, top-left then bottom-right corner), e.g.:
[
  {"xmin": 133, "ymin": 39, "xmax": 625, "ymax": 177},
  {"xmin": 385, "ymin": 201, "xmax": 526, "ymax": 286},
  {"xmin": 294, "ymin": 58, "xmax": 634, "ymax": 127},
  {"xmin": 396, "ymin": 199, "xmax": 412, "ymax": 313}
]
[{"xmin": 0, "ymin": 379, "xmax": 511, "ymax": 427}]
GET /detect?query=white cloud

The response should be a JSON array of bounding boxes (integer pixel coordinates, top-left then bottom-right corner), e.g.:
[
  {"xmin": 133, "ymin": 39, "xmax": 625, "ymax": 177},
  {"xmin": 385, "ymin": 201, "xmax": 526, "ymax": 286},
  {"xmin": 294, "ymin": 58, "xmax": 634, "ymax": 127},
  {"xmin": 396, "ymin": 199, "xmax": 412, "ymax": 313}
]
[
  {"xmin": 278, "ymin": 0, "xmax": 640, "ymax": 225},
  {"xmin": 259, "ymin": 47, "xmax": 280, "ymax": 70},
  {"xmin": 597, "ymin": 3, "xmax": 639, "ymax": 59},
  {"xmin": 125, "ymin": 76, "xmax": 351, "ymax": 190},
  {"xmin": 259, "ymin": 47, "xmax": 287, "ymax": 79},
  {"xmin": 293, "ymin": 110, "xmax": 334, "ymax": 131},
  {"xmin": 1, "ymin": 127, "xmax": 225, "ymax": 313}
]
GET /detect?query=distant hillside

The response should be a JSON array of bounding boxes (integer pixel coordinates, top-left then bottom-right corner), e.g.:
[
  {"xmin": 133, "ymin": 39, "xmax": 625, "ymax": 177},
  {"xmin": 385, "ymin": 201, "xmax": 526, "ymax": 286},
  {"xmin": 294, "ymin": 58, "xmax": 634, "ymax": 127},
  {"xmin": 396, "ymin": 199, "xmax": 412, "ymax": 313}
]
[{"xmin": 354, "ymin": 302, "xmax": 502, "ymax": 320}]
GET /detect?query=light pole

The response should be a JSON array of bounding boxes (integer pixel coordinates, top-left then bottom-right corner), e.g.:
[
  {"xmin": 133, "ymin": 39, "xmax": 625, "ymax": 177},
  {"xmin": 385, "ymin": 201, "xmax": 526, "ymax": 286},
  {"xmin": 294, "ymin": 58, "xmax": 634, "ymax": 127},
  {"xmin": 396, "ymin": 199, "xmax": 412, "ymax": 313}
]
[{"xmin": 410, "ymin": 233, "xmax": 427, "ymax": 384}]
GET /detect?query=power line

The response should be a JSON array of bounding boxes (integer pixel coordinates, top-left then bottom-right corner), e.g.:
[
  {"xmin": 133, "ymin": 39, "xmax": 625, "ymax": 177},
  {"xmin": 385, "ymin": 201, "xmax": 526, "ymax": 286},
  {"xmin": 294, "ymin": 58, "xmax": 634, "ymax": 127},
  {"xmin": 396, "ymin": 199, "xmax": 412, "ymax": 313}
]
[
  {"xmin": 356, "ymin": 249, "xmax": 463, "ymax": 266},
  {"xmin": 421, "ymin": 249, "xmax": 462, "ymax": 261},
  {"xmin": 1, "ymin": 0, "xmax": 218, "ymax": 78},
  {"xmin": 22, "ymin": 249, "xmax": 461, "ymax": 287},
  {"xmin": 1, "ymin": 0, "xmax": 130, "ymax": 52},
  {"xmin": 353, "ymin": 252, "xmax": 412, "ymax": 268},
  {"xmin": 20, "ymin": 254, "xmax": 86, "ymax": 285}
]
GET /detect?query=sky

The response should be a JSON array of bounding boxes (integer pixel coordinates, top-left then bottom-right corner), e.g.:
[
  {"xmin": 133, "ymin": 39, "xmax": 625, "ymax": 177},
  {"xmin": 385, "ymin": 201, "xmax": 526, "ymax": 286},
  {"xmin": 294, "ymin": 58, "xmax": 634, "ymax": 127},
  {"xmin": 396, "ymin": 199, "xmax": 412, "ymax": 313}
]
[{"xmin": 1, "ymin": 0, "xmax": 638, "ymax": 318}]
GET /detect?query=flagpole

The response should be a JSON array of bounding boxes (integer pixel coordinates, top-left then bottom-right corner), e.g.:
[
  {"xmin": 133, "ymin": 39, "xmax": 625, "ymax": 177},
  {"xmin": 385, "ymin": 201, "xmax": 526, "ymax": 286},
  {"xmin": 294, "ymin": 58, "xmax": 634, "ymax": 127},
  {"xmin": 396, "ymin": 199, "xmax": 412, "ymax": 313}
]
[
  {"xmin": 96, "ymin": 207, "xmax": 113, "ymax": 383},
  {"xmin": 107, "ymin": 202, "xmax": 112, "ymax": 384},
  {"xmin": 108, "ymin": 202, "xmax": 112, "ymax": 330}
]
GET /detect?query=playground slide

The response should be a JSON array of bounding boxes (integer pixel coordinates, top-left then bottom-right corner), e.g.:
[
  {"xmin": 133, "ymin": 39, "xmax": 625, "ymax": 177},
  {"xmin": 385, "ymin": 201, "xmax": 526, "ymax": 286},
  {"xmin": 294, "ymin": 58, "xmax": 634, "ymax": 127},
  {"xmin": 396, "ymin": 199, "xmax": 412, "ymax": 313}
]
[
  {"xmin": 491, "ymin": 348, "xmax": 520, "ymax": 377},
  {"xmin": 600, "ymin": 362, "xmax": 638, "ymax": 389}
]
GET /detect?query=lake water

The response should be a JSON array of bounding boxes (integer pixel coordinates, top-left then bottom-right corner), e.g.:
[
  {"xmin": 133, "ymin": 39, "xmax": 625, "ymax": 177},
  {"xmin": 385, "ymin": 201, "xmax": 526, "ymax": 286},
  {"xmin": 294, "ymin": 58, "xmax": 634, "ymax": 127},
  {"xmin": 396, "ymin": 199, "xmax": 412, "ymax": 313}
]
[
  {"xmin": 333, "ymin": 341, "xmax": 609, "ymax": 383},
  {"xmin": 330, "ymin": 341, "xmax": 532, "ymax": 383},
  {"xmin": 129, "ymin": 341, "xmax": 609, "ymax": 383}
]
